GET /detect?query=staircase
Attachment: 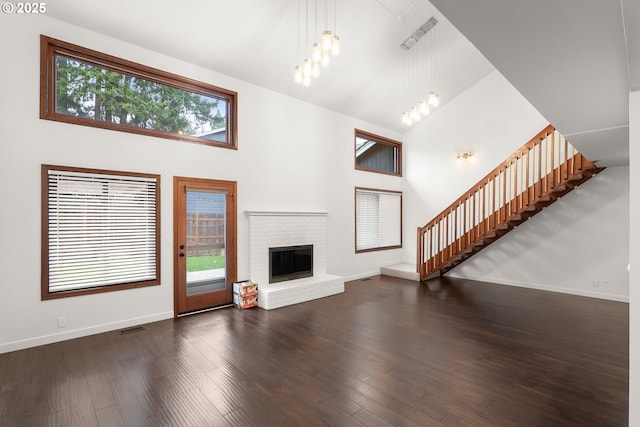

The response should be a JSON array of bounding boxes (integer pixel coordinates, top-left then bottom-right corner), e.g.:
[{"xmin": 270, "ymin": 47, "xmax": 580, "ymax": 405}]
[{"xmin": 417, "ymin": 125, "xmax": 604, "ymax": 281}]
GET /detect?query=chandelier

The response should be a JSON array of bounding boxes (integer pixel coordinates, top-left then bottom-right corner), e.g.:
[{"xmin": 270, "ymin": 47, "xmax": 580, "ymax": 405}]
[
  {"xmin": 293, "ymin": 0, "xmax": 341, "ymax": 87},
  {"xmin": 401, "ymin": 17, "xmax": 440, "ymax": 126}
]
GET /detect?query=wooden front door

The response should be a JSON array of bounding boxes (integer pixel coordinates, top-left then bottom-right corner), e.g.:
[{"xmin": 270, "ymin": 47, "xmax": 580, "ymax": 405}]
[{"xmin": 174, "ymin": 177, "xmax": 237, "ymax": 315}]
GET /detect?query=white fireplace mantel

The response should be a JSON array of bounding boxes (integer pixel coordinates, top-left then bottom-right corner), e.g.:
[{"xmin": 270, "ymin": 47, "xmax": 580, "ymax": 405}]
[{"xmin": 246, "ymin": 210, "xmax": 344, "ymax": 309}]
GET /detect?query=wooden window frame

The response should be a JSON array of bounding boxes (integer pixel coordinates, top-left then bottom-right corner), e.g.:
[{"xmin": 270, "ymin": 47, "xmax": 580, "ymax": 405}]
[
  {"xmin": 355, "ymin": 187, "xmax": 403, "ymax": 253},
  {"xmin": 354, "ymin": 129, "xmax": 402, "ymax": 176},
  {"xmin": 40, "ymin": 35, "xmax": 238, "ymax": 149},
  {"xmin": 42, "ymin": 164, "xmax": 161, "ymax": 300}
]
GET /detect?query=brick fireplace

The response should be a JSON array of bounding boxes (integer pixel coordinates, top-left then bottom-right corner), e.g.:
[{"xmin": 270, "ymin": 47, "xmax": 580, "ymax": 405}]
[{"xmin": 246, "ymin": 211, "xmax": 344, "ymax": 309}]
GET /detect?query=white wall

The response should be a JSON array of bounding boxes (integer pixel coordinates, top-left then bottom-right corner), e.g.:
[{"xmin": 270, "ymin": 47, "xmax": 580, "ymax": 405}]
[
  {"xmin": 403, "ymin": 70, "xmax": 629, "ymax": 301},
  {"xmin": 402, "ymin": 70, "xmax": 548, "ymax": 260},
  {"xmin": 2, "ymin": 14, "xmax": 627, "ymax": 355},
  {"xmin": 629, "ymin": 90, "xmax": 639, "ymax": 425},
  {"xmin": 448, "ymin": 167, "xmax": 629, "ymax": 301},
  {"xmin": 0, "ymin": 15, "xmax": 403, "ymax": 353}
]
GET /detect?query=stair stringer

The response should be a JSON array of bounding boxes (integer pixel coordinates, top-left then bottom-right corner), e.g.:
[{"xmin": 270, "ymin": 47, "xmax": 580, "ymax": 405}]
[
  {"xmin": 437, "ymin": 167, "xmax": 603, "ymax": 277},
  {"xmin": 417, "ymin": 125, "xmax": 604, "ymax": 281}
]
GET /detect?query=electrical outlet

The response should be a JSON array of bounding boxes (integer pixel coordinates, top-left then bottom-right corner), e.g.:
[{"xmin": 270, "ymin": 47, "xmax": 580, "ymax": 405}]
[
  {"xmin": 57, "ymin": 316, "xmax": 66, "ymax": 328},
  {"xmin": 592, "ymin": 279, "xmax": 600, "ymax": 287}
]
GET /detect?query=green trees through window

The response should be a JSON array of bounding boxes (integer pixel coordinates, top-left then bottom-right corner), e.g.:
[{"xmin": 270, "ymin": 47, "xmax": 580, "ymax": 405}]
[
  {"xmin": 41, "ymin": 36, "xmax": 237, "ymax": 148},
  {"xmin": 55, "ymin": 57, "xmax": 226, "ymax": 136}
]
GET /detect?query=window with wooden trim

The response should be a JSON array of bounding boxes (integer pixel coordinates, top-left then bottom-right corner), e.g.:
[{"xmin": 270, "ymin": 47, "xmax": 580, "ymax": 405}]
[
  {"xmin": 40, "ymin": 35, "xmax": 237, "ymax": 148},
  {"xmin": 355, "ymin": 187, "xmax": 402, "ymax": 253},
  {"xmin": 42, "ymin": 165, "xmax": 160, "ymax": 300},
  {"xmin": 355, "ymin": 129, "xmax": 402, "ymax": 176}
]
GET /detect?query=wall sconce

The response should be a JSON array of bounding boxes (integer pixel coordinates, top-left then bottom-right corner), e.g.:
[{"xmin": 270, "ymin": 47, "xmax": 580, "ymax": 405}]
[{"xmin": 456, "ymin": 152, "xmax": 474, "ymax": 162}]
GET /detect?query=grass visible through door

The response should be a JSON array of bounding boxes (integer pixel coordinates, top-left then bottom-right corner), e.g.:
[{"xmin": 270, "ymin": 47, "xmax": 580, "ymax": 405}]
[{"xmin": 186, "ymin": 255, "xmax": 225, "ymax": 272}]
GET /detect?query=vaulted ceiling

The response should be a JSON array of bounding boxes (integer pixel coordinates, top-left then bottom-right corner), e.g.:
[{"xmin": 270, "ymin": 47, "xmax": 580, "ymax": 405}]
[
  {"xmin": 430, "ymin": 0, "xmax": 637, "ymax": 166},
  {"xmin": 44, "ymin": 0, "xmax": 494, "ymax": 134},
  {"xmin": 45, "ymin": 0, "xmax": 636, "ymax": 166}
]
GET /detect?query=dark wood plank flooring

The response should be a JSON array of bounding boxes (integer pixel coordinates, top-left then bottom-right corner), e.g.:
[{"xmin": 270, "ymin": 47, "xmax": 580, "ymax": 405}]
[{"xmin": 0, "ymin": 276, "xmax": 629, "ymax": 426}]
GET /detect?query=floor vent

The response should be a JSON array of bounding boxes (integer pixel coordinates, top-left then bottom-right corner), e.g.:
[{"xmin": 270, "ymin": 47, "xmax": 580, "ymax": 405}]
[
  {"xmin": 119, "ymin": 326, "xmax": 145, "ymax": 335},
  {"xmin": 361, "ymin": 277, "xmax": 372, "ymax": 281}
]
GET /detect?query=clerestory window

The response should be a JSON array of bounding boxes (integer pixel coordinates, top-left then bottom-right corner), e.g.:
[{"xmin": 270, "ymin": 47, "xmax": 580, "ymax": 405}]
[
  {"xmin": 40, "ymin": 35, "xmax": 237, "ymax": 148},
  {"xmin": 355, "ymin": 129, "xmax": 402, "ymax": 176}
]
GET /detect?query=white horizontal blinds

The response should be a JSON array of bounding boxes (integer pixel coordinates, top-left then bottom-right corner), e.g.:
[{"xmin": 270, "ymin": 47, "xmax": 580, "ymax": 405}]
[
  {"xmin": 356, "ymin": 190, "xmax": 381, "ymax": 251},
  {"xmin": 47, "ymin": 169, "xmax": 158, "ymax": 293},
  {"xmin": 379, "ymin": 192, "xmax": 401, "ymax": 247}
]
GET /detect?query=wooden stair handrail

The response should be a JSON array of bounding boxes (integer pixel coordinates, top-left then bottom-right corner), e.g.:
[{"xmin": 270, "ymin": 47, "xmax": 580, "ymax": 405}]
[{"xmin": 417, "ymin": 125, "xmax": 601, "ymax": 280}]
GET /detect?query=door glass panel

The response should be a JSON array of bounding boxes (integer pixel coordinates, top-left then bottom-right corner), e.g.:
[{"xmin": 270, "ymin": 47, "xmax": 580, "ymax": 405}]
[{"xmin": 186, "ymin": 191, "xmax": 226, "ymax": 296}]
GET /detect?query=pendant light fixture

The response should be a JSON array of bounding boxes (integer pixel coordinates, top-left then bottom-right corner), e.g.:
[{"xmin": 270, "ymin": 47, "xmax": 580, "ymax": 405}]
[
  {"xmin": 401, "ymin": 17, "xmax": 440, "ymax": 126},
  {"xmin": 293, "ymin": 0, "xmax": 340, "ymax": 87}
]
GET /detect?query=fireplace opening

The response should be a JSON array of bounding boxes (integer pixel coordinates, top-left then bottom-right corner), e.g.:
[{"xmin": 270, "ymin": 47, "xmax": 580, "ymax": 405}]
[{"xmin": 269, "ymin": 244, "xmax": 313, "ymax": 283}]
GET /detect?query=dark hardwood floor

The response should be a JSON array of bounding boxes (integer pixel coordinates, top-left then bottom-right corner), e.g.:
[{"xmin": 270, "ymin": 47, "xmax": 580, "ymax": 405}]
[{"xmin": 0, "ymin": 276, "xmax": 629, "ymax": 426}]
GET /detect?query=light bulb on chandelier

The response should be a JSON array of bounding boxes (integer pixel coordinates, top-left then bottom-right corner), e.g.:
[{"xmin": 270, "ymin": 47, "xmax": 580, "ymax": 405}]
[
  {"xmin": 401, "ymin": 111, "xmax": 412, "ymax": 126},
  {"xmin": 302, "ymin": 57, "xmax": 312, "ymax": 77},
  {"xmin": 410, "ymin": 107, "xmax": 420, "ymax": 122},
  {"xmin": 428, "ymin": 91, "xmax": 440, "ymax": 107},
  {"xmin": 321, "ymin": 50, "xmax": 331, "ymax": 67},
  {"xmin": 311, "ymin": 61, "xmax": 321, "ymax": 78},
  {"xmin": 293, "ymin": 65, "xmax": 303, "ymax": 84},
  {"xmin": 418, "ymin": 100, "xmax": 430, "ymax": 116},
  {"xmin": 293, "ymin": 0, "xmax": 341, "ymax": 87},
  {"xmin": 331, "ymin": 35, "xmax": 340, "ymax": 55},
  {"xmin": 401, "ymin": 94, "xmax": 437, "ymax": 126},
  {"xmin": 312, "ymin": 42, "xmax": 322, "ymax": 63},
  {"xmin": 321, "ymin": 30, "xmax": 333, "ymax": 52}
]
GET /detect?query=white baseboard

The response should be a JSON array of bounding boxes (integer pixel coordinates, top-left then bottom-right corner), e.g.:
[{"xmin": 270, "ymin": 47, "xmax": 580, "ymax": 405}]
[
  {"xmin": 342, "ymin": 271, "xmax": 380, "ymax": 282},
  {"xmin": 446, "ymin": 274, "xmax": 629, "ymax": 303},
  {"xmin": 0, "ymin": 311, "xmax": 174, "ymax": 354}
]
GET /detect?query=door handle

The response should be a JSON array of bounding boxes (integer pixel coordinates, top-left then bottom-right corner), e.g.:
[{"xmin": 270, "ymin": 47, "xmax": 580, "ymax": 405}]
[{"xmin": 179, "ymin": 253, "xmax": 185, "ymax": 257}]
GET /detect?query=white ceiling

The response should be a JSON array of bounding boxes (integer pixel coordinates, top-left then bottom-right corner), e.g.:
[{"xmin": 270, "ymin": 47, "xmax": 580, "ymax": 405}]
[
  {"xmin": 44, "ymin": 0, "xmax": 494, "ymax": 135},
  {"xmin": 430, "ymin": 0, "xmax": 636, "ymax": 166},
  {"xmin": 44, "ymin": 0, "xmax": 635, "ymax": 165}
]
